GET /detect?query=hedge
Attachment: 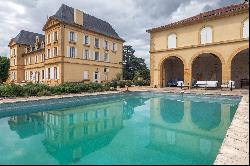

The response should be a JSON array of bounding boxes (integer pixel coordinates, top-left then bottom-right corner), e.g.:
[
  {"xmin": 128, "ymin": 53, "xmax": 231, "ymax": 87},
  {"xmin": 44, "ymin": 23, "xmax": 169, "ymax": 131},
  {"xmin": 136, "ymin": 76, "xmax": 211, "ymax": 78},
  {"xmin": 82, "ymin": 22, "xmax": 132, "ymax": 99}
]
[{"xmin": 0, "ymin": 80, "xmax": 150, "ymax": 98}]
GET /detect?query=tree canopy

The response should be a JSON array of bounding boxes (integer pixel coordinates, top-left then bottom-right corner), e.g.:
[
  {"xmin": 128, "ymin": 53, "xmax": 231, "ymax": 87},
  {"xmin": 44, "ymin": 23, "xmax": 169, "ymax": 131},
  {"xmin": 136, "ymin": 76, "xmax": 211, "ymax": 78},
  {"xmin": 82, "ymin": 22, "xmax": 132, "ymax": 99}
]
[
  {"xmin": 122, "ymin": 45, "xmax": 150, "ymax": 81},
  {"xmin": 0, "ymin": 56, "xmax": 10, "ymax": 83}
]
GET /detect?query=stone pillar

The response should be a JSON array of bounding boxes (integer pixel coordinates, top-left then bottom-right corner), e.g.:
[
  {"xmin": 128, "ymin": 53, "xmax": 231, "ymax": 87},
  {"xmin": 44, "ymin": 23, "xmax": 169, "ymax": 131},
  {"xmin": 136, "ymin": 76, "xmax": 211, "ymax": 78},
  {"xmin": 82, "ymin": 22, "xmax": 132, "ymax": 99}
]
[
  {"xmin": 184, "ymin": 66, "xmax": 192, "ymax": 87},
  {"xmin": 222, "ymin": 63, "xmax": 231, "ymax": 84}
]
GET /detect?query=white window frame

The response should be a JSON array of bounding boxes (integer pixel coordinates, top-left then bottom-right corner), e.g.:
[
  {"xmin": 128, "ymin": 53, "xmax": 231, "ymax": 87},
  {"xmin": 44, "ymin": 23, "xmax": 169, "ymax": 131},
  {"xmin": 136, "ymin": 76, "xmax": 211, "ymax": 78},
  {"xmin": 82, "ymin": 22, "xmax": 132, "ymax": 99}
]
[
  {"xmin": 243, "ymin": 18, "xmax": 249, "ymax": 39},
  {"xmin": 200, "ymin": 26, "xmax": 213, "ymax": 44},
  {"xmin": 83, "ymin": 71, "xmax": 89, "ymax": 80},
  {"xmin": 70, "ymin": 47, "xmax": 76, "ymax": 58},
  {"xmin": 84, "ymin": 49, "xmax": 89, "ymax": 59},
  {"xmin": 104, "ymin": 53, "xmax": 109, "ymax": 62},
  {"xmin": 167, "ymin": 33, "xmax": 177, "ymax": 49},
  {"xmin": 95, "ymin": 38, "xmax": 99, "ymax": 48},
  {"xmin": 94, "ymin": 51, "xmax": 99, "ymax": 61}
]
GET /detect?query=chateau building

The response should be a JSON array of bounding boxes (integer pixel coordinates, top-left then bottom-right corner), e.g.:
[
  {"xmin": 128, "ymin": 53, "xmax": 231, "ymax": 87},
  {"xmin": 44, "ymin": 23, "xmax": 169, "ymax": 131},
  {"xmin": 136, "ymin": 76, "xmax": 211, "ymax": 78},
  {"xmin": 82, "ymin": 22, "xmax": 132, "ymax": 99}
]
[
  {"xmin": 147, "ymin": 2, "xmax": 249, "ymax": 88},
  {"xmin": 8, "ymin": 4, "xmax": 124, "ymax": 85}
]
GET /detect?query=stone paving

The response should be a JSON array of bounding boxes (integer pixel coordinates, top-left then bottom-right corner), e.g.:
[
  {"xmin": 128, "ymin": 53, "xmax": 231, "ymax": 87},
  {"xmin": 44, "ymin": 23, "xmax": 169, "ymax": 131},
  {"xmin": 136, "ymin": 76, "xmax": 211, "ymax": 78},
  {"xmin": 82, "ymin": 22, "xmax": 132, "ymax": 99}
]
[{"xmin": 0, "ymin": 86, "xmax": 249, "ymax": 165}]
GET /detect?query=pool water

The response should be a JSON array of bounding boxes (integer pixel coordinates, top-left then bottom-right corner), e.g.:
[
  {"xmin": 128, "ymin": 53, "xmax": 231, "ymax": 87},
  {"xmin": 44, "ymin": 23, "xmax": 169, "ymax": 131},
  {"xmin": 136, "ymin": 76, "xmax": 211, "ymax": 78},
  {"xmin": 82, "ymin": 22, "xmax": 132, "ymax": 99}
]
[{"xmin": 0, "ymin": 92, "xmax": 241, "ymax": 165}]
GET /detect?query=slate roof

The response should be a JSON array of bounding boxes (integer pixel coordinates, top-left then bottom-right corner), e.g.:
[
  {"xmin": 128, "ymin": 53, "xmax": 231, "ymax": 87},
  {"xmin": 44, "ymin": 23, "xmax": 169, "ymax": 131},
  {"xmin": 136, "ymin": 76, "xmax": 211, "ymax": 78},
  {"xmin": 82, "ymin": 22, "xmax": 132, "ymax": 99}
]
[
  {"xmin": 147, "ymin": 2, "xmax": 249, "ymax": 33},
  {"xmin": 50, "ymin": 4, "xmax": 124, "ymax": 41},
  {"xmin": 10, "ymin": 30, "xmax": 45, "ymax": 46}
]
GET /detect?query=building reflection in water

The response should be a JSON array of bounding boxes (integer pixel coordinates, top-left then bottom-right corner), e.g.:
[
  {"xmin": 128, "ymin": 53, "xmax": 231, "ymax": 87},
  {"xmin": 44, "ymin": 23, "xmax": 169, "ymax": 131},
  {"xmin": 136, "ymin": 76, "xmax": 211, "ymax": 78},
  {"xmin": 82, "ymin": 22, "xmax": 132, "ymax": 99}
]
[
  {"xmin": 7, "ymin": 97, "xmax": 147, "ymax": 164},
  {"xmin": 149, "ymin": 97, "xmax": 236, "ymax": 164}
]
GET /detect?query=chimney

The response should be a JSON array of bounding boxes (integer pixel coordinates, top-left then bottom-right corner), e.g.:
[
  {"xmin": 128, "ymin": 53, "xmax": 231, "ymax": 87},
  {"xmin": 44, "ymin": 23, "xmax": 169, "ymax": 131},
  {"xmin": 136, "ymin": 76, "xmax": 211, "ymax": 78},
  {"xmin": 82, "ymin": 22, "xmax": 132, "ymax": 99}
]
[{"xmin": 74, "ymin": 8, "xmax": 84, "ymax": 26}]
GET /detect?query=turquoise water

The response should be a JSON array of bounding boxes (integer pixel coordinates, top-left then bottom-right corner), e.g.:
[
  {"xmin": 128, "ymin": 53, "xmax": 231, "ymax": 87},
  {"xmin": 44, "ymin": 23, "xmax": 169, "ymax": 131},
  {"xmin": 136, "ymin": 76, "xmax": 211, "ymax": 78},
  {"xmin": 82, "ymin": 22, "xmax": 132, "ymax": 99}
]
[{"xmin": 0, "ymin": 92, "xmax": 241, "ymax": 165}]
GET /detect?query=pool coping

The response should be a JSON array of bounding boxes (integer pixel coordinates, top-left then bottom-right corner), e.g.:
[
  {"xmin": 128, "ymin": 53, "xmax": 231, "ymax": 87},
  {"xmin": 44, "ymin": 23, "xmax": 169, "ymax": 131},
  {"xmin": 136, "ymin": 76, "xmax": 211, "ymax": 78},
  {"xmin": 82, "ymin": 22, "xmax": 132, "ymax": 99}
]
[{"xmin": 0, "ymin": 88, "xmax": 249, "ymax": 165}]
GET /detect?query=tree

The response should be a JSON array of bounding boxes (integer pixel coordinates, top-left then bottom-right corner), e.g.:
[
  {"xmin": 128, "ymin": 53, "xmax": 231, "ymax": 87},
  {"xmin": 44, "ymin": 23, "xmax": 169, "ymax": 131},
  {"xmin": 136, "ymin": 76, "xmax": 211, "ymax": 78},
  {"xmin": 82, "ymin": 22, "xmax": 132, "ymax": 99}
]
[
  {"xmin": 0, "ymin": 56, "xmax": 10, "ymax": 83},
  {"xmin": 122, "ymin": 45, "xmax": 150, "ymax": 81}
]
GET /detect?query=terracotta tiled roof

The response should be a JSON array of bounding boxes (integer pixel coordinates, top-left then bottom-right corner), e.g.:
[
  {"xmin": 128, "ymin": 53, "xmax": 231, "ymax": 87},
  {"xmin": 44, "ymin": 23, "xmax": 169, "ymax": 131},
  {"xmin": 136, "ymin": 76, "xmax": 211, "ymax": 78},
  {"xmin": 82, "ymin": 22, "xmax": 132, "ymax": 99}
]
[{"xmin": 147, "ymin": 2, "xmax": 249, "ymax": 33}]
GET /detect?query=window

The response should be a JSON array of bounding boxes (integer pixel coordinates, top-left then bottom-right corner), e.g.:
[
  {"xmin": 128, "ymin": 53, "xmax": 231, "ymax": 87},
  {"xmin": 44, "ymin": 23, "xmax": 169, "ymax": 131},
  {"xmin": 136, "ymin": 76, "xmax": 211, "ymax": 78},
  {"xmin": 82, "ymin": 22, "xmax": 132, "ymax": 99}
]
[
  {"xmin": 83, "ymin": 112, "xmax": 88, "ymax": 121},
  {"xmin": 95, "ymin": 38, "xmax": 99, "ymax": 48},
  {"xmin": 13, "ymin": 59, "xmax": 16, "ymax": 66},
  {"xmin": 29, "ymin": 57, "xmax": 31, "ymax": 64},
  {"xmin": 35, "ymin": 56, "xmax": 38, "ymax": 63},
  {"xmin": 168, "ymin": 34, "xmax": 177, "ymax": 49},
  {"xmin": 25, "ymin": 72, "xmax": 28, "ymax": 81},
  {"xmin": 54, "ymin": 47, "xmax": 57, "ymax": 56},
  {"xmin": 70, "ymin": 47, "xmax": 76, "ymax": 58},
  {"xmin": 83, "ymin": 71, "xmax": 89, "ymax": 80},
  {"xmin": 84, "ymin": 35, "xmax": 89, "ymax": 45},
  {"xmin": 104, "ymin": 40, "xmax": 109, "ymax": 50},
  {"xmin": 243, "ymin": 18, "xmax": 249, "ymax": 38},
  {"xmin": 84, "ymin": 49, "xmax": 89, "ymax": 59},
  {"xmin": 94, "ymin": 71, "xmax": 99, "ymax": 82},
  {"xmin": 104, "ymin": 68, "xmax": 109, "ymax": 73},
  {"xmin": 12, "ymin": 72, "xmax": 16, "ymax": 80},
  {"xmin": 54, "ymin": 67, "xmax": 58, "ymax": 80},
  {"xmin": 70, "ymin": 32, "xmax": 75, "ymax": 42},
  {"xmin": 30, "ymin": 71, "xmax": 33, "ymax": 80},
  {"xmin": 69, "ymin": 114, "xmax": 74, "ymax": 125},
  {"xmin": 41, "ymin": 54, "xmax": 45, "ymax": 62},
  {"xmin": 12, "ymin": 49, "xmax": 16, "ymax": 55},
  {"xmin": 48, "ymin": 34, "xmax": 51, "ymax": 43},
  {"xmin": 24, "ymin": 59, "xmax": 27, "ymax": 65},
  {"xmin": 48, "ymin": 68, "xmax": 51, "ymax": 79},
  {"xmin": 47, "ymin": 49, "xmax": 51, "ymax": 58},
  {"xmin": 104, "ymin": 53, "xmax": 109, "ymax": 62},
  {"xmin": 42, "ymin": 70, "xmax": 45, "ymax": 80},
  {"xmin": 54, "ymin": 31, "xmax": 58, "ymax": 41},
  {"xmin": 200, "ymin": 26, "xmax": 212, "ymax": 44},
  {"xmin": 112, "ymin": 43, "xmax": 117, "ymax": 51},
  {"xmin": 94, "ymin": 51, "xmax": 99, "ymax": 61}
]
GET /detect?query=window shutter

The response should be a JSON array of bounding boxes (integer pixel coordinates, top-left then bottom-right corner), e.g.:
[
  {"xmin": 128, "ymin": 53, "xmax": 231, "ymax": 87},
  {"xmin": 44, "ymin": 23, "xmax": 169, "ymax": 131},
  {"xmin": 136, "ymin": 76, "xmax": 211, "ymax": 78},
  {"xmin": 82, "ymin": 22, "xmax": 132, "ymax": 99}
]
[
  {"xmin": 57, "ymin": 32, "xmax": 59, "ymax": 41},
  {"xmin": 93, "ymin": 51, "xmax": 95, "ymax": 60},
  {"xmin": 115, "ymin": 44, "xmax": 117, "ymax": 51},
  {"xmin": 103, "ymin": 40, "xmax": 105, "ymax": 49},
  {"xmin": 68, "ymin": 32, "xmax": 70, "ymax": 41},
  {"xmin": 75, "ymin": 48, "xmax": 77, "ymax": 58},
  {"xmin": 45, "ymin": 68, "xmax": 48, "ymax": 79},
  {"xmin": 99, "ymin": 54, "xmax": 102, "ymax": 61},
  {"xmin": 83, "ymin": 34, "xmax": 85, "ymax": 44},
  {"xmin": 52, "ymin": 32, "xmax": 55, "ymax": 42},
  {"xmin": 75, "ymin": 33, "xmax": 77, "ymax": 42},
  {"xmin": 108, "ymin": 54, "xmax": 110, "ymax": 62},
  {"xmin": 168, "ymin": 34, "xmax": 176, "ymax": 49},
  {"xmin": 201, "ymin": 28, "xmax": 206, "ymax": 44},
  {"xmin": 93, "ymin": 72, "xmax": 96, "ymax": 82},
  {"xmin": 57, "ymin": 67, "xmax": 60, "ymax": 80},
  {"xmin": 243, "ymin": 19, "xmax": 249, "ymax": 38},
  {"xmin": 88, "ymin": 36, "xmax": 91, "ymax": 45},
  {"xmin": 51, "ymin": 67, "xmax": 54, "ymax": 80},
  {"xmin": 46, "ymin": 35, "xmax": 48, "ymax": 44},
  {"xmin": 50, "ymin": 33, "xmax": 52, "ymax": 43},
  {"xmin": 52, "ymin": 48, "xmax": 54, "ymax": 57},
  {"xmin": 67, "ymin": 46, "xmax": 70, "ymax": 57}
]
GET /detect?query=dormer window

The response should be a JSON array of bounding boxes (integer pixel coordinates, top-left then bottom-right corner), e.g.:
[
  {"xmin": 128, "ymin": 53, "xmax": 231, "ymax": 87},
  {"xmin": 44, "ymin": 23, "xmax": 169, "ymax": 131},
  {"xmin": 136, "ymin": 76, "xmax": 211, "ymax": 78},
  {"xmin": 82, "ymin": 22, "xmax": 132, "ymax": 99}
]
[
  {"xmin": 84, "ymin": 35, "xmax": 90, "ymax": 45},
  {"xmin": 104, "ymin": 40, "xmax": 109, "ymax": 50},
  {"xmin": 41, "ymin": 41, "xmax": 45, "ymax": 48},
  {"xmin": 36, "ymin": 36, "xmax": 39, "ymax": 43}
]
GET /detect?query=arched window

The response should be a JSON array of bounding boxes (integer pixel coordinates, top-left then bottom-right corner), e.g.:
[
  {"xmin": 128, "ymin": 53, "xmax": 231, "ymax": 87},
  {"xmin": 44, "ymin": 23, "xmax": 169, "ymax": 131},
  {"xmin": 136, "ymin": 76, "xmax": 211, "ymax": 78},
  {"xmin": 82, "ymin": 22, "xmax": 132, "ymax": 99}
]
[
  {"xmin": 200, "ymin": 26, "xmax": 213, "ymax": 44},
  {"xmin": 243, "ymin": 18, "xmax": 249, "ymax": 39},
  {"xmin": 168, "ymin": 34, "xmax": 177, "ymax": 49}
]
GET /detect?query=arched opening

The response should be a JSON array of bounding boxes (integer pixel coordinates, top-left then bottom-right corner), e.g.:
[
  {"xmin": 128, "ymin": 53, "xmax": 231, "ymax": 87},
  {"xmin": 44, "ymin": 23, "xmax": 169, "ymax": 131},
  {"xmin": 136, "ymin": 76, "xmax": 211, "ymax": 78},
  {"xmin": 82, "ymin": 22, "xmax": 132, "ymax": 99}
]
[
  {"xmin": 191, "ymin": 101, "xmax": 221, "ymax": 131},
  {"xmin": 161, "ymin": 56, "xmax": 184, "ymax": 87},
  {"xmin": 192, "ymin": 53, "xmax": 222, "ymax": 86},
  {"xmin": 160, "ymin": 99, "xmax": 184, "ymax": 124},
  {"xmin": 231, "ymin": 48, "xmax": 249, "ymax": 89}
]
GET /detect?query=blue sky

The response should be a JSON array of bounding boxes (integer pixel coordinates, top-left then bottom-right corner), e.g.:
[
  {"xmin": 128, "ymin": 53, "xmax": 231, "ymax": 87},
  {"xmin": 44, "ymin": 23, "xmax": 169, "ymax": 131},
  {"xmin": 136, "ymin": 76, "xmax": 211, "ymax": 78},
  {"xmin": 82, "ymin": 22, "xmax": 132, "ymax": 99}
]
[{"xmin": 0, "ymin": 0, "xmax": 242, "ymax": 66}]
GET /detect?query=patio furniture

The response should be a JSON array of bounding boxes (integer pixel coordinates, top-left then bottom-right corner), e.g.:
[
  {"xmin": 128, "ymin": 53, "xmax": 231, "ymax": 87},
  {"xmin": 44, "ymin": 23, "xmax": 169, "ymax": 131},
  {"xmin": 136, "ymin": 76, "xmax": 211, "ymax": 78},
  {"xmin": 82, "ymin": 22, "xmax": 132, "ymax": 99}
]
[
  {"xmin": 194, "ymin": 81, "xmax": 218, "ymax": 88},
  {"xmin": 221, "ymin": 80, "xmax": 235, "ymax": 89},
  {"xmin": 240, "ymin": 79, "xmax": 249, "ymax": 88},
  {"xmin": 168, "ymin": 80, "xmax": 178, "ymax": 87},
  {"xmin": 177, "ymin": 81, "xmax": 190, "ymax": 89}
]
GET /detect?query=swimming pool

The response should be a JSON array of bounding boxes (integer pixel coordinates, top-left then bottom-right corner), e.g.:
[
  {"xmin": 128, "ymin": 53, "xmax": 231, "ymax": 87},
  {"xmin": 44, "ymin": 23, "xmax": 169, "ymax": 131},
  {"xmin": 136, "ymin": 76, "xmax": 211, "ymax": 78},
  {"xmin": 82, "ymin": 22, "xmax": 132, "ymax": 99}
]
[{"xmin": 0, "ymin": 92, "xmax": 241, "ymax": 165}]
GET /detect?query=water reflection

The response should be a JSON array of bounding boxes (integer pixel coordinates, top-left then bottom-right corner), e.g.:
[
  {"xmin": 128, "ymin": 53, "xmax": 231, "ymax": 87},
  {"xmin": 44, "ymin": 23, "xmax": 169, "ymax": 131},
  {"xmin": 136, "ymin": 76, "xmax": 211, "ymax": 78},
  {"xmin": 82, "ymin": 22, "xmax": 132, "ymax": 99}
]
[
  {"xmin": 7, "ymin": 97, "xmax": 147, "ymax": 164},
  {"xmin": 149, "ymin": 97, "xmax": 237, "ymax": 164},
  {"xmin": 4, "ymin": 94, "xmax": 239, "ymax": 164}
]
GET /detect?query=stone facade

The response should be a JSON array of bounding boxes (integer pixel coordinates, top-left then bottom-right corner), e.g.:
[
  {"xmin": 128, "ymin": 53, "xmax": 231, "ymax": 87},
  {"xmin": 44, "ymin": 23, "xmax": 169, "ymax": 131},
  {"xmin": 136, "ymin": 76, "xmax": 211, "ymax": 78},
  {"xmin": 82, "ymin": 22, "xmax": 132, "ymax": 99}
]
[
  {"xmin": 8, "ymin": 4, "xmax": 124, "ymax": 85},
  {"xmin": 147, "ymin": 3, "xmax": 249, "ymax": 88}
]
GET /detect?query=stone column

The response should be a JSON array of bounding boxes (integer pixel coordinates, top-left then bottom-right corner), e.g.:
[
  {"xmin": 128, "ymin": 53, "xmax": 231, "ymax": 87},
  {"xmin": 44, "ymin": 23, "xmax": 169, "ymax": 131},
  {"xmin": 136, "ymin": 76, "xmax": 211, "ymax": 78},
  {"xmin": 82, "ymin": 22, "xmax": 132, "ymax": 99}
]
[
  {"xmin": 184, "ymin": 65, "xmax": 192, "ymax": 87},
  {"xmin": 222, "ymin": 63, "xmax": 231, "ymax": 84}
]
